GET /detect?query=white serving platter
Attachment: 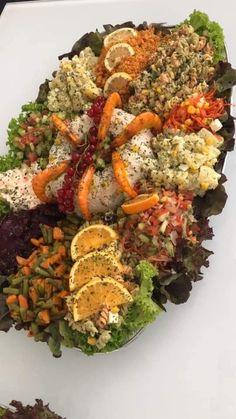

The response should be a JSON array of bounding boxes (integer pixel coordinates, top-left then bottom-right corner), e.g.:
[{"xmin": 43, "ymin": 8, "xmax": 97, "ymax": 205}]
[{"xmin": 0, "ymin": 1, "xmax": 236, "ymax": 419}]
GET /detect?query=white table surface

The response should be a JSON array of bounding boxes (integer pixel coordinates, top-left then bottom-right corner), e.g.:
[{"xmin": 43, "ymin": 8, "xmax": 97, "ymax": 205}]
[{"xmin": 0, "ymin": 1, "xmax": 236, "ymax": 418}]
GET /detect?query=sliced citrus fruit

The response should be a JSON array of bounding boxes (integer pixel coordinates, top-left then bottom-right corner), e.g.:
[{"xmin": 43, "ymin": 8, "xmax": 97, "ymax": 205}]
[
  {"xmin": 104, "ymin": 28, "xmax": 138, "ymax": 48},
  {"xmin": 73, "ymin": 276, "xmax": 133, "ymax": 321},
  {"xmin": 104, "ymin": 72, "xmax": 132, "ymax": 97},
  {"xmin": 69, "ymin": 252, "xmax": 123, "ymax": 291},
  {"xmin": 71, "ymin": 225, "xmax": 118, "ymax": 260},
  {"xmin": 121, "ymin": 193, "xmax": 160, "ymax": 214},
  {"xmin": 104, "ymin": 43, "xmax": 135, "ymax": 72}
]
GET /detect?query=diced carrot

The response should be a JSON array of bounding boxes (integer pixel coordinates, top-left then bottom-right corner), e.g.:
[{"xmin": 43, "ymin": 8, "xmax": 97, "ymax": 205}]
[
  {"xmin": 32, "ymin": 161, "xmax": 69, "ymax": 203},
  {"xmin": 31, "ymin": 238, "xmax": 44, "ymax": 247},
  {"xmin": 53, "ymin": 227, "xmax": 64, "ymax": 241},
  {"xmin": 57, "ymin": 290, "xmax": 69, "ymax": 298},
  {"xmin": 44, "ymin": 282, "xmax": 53, "ymax": 299},
  {"xmin": 21, "ymin": 266, "xmax": 32, "ymax": 276},
  {"xmin": 29, "ymin": 287, "xmax": 39, "ymax": 305},
  {"xmin": 6, "ymin": 295, "xmax": 18, "ymax": 305},
  {"xmin": 54, "ymin": 263, "xmax": 66, "ymax": 278},
  {"xmin": 58, "ymin": 245, "xmax": 66, "ymax": 257},
  {"xmin": 41, "ymin": 246, "xmax": 49, "ymax": 255},
  {"xmin": 37, "ymin": 309, "xmax": 50, "ymax": 325},
  {"xmin": 41, "ymin": 253, "xmax": 61, "ymax": 269},
  {"xmin": 16, "ymin": 255, "xmax": 29, "ymax": 266},
  {"xmin": 18, "ymin": 294, "xmax": 29, "ymax": 309}
]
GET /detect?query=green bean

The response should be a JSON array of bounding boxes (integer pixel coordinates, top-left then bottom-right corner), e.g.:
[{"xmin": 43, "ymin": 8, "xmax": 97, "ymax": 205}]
[
  {"xmin": 8, "ymin": 303, "xmax": 20, "ymax": 313},
  {"xmin": 31, "ymin": 323, "xmax": 39, "ymax": 335},
  {"xmin": 22, "ymin": 279, "xmax": 29, "ymax": 296},
  {"xmin": 47, "ymin": 227, "xmax": 53, "ymax": 244},
  {"xmin": 37, "ymin": 285, "xmax": 45, "ymax": 297},
  {"xmin": 36, "ymin": 301, "xmax": 53, "ymax": 309},
  {"xmin": 47, "ymin": 266, "xmax": 55, "ymax": 277},
  {"xmin": 34, "ymin": 332, "xmax": 44, "ymax": 342},
  {"xmin": 19, "ymin": 307, "xmax": 27, "ymax": 321},
  {"xmin": 12, "ymin": 276, "xmax": 26, "ymax": 286},
  {"xmin": 62, "ymin": 226, "xmax": 78, "ymax": 235},
  {"xmin": 64, "ymin": 235, "xmax": 74, "ymax": 241},
  {"xmin": 40, "ymin": 224, "xmax": 48, "ymax": 243},
  {"xmin": 35, "ymin": 266, "xmax": 51, "ymax": 277},
  {"xmin": 3, "ymin": 287, "xmax": 20, "ymax": 295},
  {"xmin": 46, "ymin": 278, "xmax": 63, "ymax": 290},
  {"xmin": 66, "ymin": 214, "xmax": 81, "ymax": 225},
  {"xmin": 53, "ymin": 241, "xmax": 61, "ymax": 252}
]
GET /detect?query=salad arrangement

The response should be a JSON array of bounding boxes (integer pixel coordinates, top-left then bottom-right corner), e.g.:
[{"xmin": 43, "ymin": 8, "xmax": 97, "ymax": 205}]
[{"xmin": 0, "ymin": 11, "xmax": 235, "ymax": 356}]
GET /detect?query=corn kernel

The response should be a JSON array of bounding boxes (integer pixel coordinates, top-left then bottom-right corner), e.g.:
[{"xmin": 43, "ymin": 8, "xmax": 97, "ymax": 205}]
[
  {"xmin": 111, "ymin": 306, "xmax": 119, "ymax": 314},
  {"xmin": 87, "ymin": 337, "xmax": 97, "ymax": 346},
  {"xmin": 155, "ymin": 87, "xmax": 161, "ymax": 93},
  {"xmin": 201, "ymin": 182, "xmax": 209, "ymax": 190},
  {"xmin": 202, "ymin": 146, "xmax": 209, "ymax": 154},
  {"xmin": 206, "ymin": 137, "xmax": 214, "ymax": 145},
  {"xmin": 195, "ymin": 107, "xmax": 200, "ymax": 114},
  {"xmin": 187, "ymin": 105, "xmax": 196, "ymax": 114},
  {"xmin": 142, "ymin": 89, "xmax": 149, "ymax": 96},
  {"xmin": 204, "ymin": 102, "xmax": 210, "ymax": 109}
]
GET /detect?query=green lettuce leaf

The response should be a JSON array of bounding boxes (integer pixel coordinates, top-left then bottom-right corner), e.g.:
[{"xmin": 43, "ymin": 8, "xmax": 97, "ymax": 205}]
[{"xmin": 184, "ymin": 10, "xmax": 225, "ymax": 63}]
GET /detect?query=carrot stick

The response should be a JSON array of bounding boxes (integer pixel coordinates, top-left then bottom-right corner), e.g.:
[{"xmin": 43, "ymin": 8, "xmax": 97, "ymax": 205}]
[
  {"xmin": 77, "ymin": 165, "xmax": 95, "ymax": 220},
  {"xmin": 32, "ymin": 160, "xmax": 69, "ymax": 203},
  {"xmin": 54, "ymin": 263, "xmax": 66, "ymax": 278},
  {"xmin": 51, "ymin": 114, "xmax": 80, "ymax": 146},
  {"xmin": 18, "ymin": 294, "xmax": 29, "ymax": 309},
  {"xmin": 98, "ymin": 92, "xmax": 122, "ymax": 141},
  {"xmin": 53, "ymin": 227, "xmax": 64, "ymax": 241},
  {"xmin": 6, "ymin": 295, "xmax": 18, "ymax": 305},
  {"xmin": 41, "ymin": 253, "xmax": 62, "ymax": 269},
  {"xmin": 112, "ymin": 151, "xmax": 137, "ymax": 198},
  {"xmin": 112, "ymin": 112, "xmax": 162, "ymax": 147}
]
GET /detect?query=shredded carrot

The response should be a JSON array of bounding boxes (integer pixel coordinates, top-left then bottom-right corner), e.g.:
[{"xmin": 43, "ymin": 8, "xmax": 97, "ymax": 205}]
[
  {"xmin": 32, "ymin": 160, "xmax": 69, "ymax": 203},
  {"xmin": 29, "ymin": 287, "xmax": 39, "ymax": 305},
  {"xmin": 53, "ymin": 227, "xmax": 65, "ymax": 241},
  {"xmin": 77, "ymin": 165, "xmax": 95, "ymax": 220},
  {"xmin": 112, "ymin": 151, "xmax": 137, "ymax": 198},
  {"xmin": 18, "ymin": 294, "xmax": 29, "ymax": 309},
  {"xmin": 112, "ymin": 112, "xmax": 162, "ymax": 147},
  {"xmin": 96, "ymin": 29, "xmax": 160, "ymax": 88},
  {"xmin": 38, "ymin": 309, "xmax": 50, "ymax": 325},
  {"xmin": 51, "ymin": 114, "xmax": 80, "ymax": 146},
  {"xmin": 6, "ymin": 295, "xmax": 18, "ymax": 305},
  {"xmin": 21, "ymin": 266, "xmax": 32, "ymax": 276},
  {"xmin": 98, "ymin": 92, "xmax": 122, "ymax": 141}
]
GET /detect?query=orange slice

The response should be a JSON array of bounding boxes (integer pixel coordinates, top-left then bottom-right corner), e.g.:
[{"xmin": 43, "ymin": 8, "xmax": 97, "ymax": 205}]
[
  {"xmin": 121, "ymin": 193, "xmax": 159, "ymax": 214},
  {"xmin": 71, "ymin": 225, "xmax": 118, "ymax": 260},
  {"xmin": 69, "ymin": 252, "xmax": 123, "ymax": 291},
  {"xmin": 72, "ymin": 276, "xmax": 133, "ymax": 321}
]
